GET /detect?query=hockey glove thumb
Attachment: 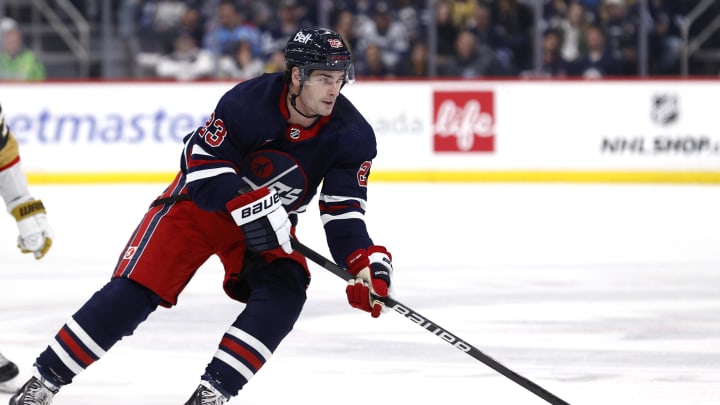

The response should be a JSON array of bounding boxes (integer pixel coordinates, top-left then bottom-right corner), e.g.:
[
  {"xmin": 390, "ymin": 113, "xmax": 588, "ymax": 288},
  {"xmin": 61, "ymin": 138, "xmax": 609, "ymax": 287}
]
[
  {"xmin": 9, "ymin": 198, "xmax": 53, "ymax": 259},
  {"xmin": 227, "ymin": 187, "xmax": 292, "ymax": 254},
  {"xmin": 346, "ymin": 246, "xmax": 393, "ymax": 318}
]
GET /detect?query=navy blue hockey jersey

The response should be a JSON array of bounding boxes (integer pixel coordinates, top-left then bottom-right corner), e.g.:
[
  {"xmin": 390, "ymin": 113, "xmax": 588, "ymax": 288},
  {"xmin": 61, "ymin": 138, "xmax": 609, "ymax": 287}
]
[{"xmin": 176, "ymin": 72, "xmax": 377, "ymax": 265}]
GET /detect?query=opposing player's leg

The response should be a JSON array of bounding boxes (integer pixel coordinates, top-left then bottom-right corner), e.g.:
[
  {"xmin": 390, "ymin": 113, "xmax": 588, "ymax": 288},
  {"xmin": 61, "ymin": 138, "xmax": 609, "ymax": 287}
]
[
  {"xmin": 9, "ymin": 278, "xmax": 162, "ymax": 405},
  {"xmin": 184, "ymin": 258, "xmax": 309, "ymax": 404},
  {"xmin": 0, "ymin": 352, "xmax": 19, "ymax": 393}
]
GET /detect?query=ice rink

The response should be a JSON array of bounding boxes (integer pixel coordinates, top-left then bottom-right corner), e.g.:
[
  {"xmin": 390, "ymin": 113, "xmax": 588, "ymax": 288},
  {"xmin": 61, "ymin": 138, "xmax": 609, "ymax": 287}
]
[{"xmin": 1, "ymin": 182, "xmax": 719, "ymax": 405}]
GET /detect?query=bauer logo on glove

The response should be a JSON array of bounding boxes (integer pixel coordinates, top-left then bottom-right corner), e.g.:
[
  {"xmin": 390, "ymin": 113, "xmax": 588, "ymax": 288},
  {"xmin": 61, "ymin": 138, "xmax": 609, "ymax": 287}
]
[
  {"xmin": 237, "ymin": 191, "xmax": 282, "ymax": 222},
  {"xmin": 227, "ymin": 187, "xmax": 293, "ymax": 254}
]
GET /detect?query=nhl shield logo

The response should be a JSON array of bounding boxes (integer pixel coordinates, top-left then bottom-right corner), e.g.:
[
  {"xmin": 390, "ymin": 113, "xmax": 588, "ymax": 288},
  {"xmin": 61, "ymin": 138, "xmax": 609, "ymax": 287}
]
[
  {"xmin": 651, "ymin": 94, "xmax": 679, "ymax": 126},
  {"xmin": 289, "ymin": 127, "xmax": 301, "ymax": 140}
]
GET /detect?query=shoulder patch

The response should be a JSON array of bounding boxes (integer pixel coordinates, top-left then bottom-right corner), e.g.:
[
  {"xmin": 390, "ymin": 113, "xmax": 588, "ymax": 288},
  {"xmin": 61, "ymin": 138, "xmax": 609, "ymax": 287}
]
[{"xmin": 357, "ymin": 161, "xmax": 371, "ymax": 187}]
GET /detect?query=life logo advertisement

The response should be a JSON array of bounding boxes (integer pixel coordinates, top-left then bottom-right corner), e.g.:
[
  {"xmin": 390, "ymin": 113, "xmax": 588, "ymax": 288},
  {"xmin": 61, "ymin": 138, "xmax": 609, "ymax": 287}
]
[{"xmin": 432, "ymin": 91, "xmax": 495, "ymax": 153}]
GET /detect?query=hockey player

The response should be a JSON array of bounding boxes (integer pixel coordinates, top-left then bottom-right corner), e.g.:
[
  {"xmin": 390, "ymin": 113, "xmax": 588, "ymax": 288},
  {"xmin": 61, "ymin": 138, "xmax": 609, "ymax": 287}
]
[
  {"xmin": 10, "ymin": 27, "xmax": 393, "ymax": 405},
  {"xmin": 0, "ymin": 102, "xmax": 53, "ymax": 393}
]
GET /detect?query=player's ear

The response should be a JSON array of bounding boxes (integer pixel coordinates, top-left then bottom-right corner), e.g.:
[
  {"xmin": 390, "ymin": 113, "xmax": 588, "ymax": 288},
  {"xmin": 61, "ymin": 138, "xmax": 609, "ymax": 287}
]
[{"xmin": 292, "ymin": 67, "xmax": 301, "ymax": 86}]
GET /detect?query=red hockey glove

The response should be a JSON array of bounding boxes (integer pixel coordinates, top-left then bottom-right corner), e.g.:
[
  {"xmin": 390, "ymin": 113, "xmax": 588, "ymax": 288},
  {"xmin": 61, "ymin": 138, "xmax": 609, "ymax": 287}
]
[
  {"xmin": 345, "ymin": 246, "xmax": 393, "ymax": 318},
  {"xmin": 227, "ymin": 187, "xmax": 292, "ymax": 254}
]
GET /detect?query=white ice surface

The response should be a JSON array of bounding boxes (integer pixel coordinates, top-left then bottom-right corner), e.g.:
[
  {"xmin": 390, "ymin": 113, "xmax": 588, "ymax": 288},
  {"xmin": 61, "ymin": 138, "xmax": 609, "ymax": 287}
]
[{"xmin": 1, "ymin": 183, "xmax": 719, "ymax": 404}]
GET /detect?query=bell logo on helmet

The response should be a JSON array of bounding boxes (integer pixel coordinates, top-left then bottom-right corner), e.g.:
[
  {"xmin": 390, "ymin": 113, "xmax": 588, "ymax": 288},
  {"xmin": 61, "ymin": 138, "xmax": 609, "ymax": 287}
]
[
  {"xmin": 328, "ymin": 39, "xmax": 343, "ymax": 48},
  {"xmin": 293, "ymin": 31, "xmax": 312, "ymax": 44}
]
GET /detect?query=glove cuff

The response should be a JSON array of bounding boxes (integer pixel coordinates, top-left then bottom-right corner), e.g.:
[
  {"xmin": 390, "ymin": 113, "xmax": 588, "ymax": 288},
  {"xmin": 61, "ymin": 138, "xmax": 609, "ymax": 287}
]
[
  {"xmin": 10, "ymin": 198, "xmax": 46, "ymax": 221},
  {"xmin": 346, "ymin": 245, "xmax": 392, "ymax": 276}
]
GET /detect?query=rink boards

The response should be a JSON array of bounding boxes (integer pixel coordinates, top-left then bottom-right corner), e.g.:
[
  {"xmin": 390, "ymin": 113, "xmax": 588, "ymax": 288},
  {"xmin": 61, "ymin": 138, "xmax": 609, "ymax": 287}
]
[{"xmin": 1, "ymin": 79, "xmax": 718, "ymax": 184}]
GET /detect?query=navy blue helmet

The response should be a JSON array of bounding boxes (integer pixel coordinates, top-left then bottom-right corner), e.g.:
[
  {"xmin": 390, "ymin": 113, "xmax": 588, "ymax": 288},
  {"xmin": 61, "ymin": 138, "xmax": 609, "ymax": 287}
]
[{"xmin": 284, "ymin": 28, "xmax": 355, "ymax": 84}]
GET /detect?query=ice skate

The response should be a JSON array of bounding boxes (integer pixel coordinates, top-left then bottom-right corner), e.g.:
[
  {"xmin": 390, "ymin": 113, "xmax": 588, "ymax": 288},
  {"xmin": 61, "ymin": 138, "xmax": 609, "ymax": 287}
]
[
  {"xmin": 0, "ymin": 353, "xmax": 19, "ymax": 394},
  {"xmin": 8, "ymin": 376, "xmax": 58, "ymax": 405},
  {"xmin": 183, "ymin": 380, "xmax": 229, "ymax": 405}
]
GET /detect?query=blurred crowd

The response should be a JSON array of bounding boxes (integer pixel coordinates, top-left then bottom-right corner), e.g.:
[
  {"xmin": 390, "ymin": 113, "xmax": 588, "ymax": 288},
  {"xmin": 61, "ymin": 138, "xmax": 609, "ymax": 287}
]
[
  {"xmin": 0, "ymin": 0, "xmax": 718, "ymax": 81},
  {"xmin": 0, "ymin": 17, "xmax": 45, "ymax": 81}
]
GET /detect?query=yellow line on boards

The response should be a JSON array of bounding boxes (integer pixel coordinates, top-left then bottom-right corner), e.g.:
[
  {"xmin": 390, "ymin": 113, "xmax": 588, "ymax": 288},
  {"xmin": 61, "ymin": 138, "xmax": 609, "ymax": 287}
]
[
  {"xmin": 25, "ymin": 171, "xmax": 720, "ymax": 185},
  {"xmin": 371, "ymin": 171, "xmax": 720, "ymax": 184},
  {"xmin": 26, "ymin": 172, "xmax": 178, "ymax": 184}
]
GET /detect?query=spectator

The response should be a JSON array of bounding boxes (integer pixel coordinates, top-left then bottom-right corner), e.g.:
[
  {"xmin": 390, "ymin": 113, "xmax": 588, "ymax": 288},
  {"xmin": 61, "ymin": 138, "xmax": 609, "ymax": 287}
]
[
  {"xmin": 218, "ymin": 39, "xmax": 265, "ymax": 79},
  {"xmin": 570, "ymin": 24, "xmax": 623, "ymax": 77},
  {"xmin": 597, "ymin": 0, "xmax": 638, "ymax": 59},
  {"xmin": 470, "ymin": 3, "xmax": 514, "ymax": 74},
  {"xmin": 579, "ymin": 0, "xmax": 603, "ymax": 20},
  {"xmin": 332, "ymin": 9, "xmax": 359, "ymax": 55},
  {"xmin": 348, "ymin": 0, "xmax": 377, "ymax": 42},
  {"xmin": 134, "ymin": 0, "xmax": 191, "ymax": 54},
  {"xmin": 249, "ymin": 1, "xmax": 273, "ymax": 33},
  {"xmin": 598, "ymin": 0, "xmax": 641, "ymax": 76},
  {"xmin": 203, "ymin": 1, "xmax": 261, "ymax": 57},
  {"xmin": 259, "ymin": 0, "xmax": 307, "ymax": 58},
  {"xmin": 434, "ymin": 0, "xmax": 459, "ymax": 72},
  {"xmin": 154, "ymin": 30, "xmax": 215, "ymax": 80},
  {"xmin": 395, "ymin": 39, "xmax": 429, "ymax": 77},
  {"xmin": 151, "ymin": 0, "xmax": 188, "ymax": 31},
  {"xmin": 173, "ymin": 6, "xmax": 205, "ymax": 46},
  {"xmin": 263, "ymin": 48, "xmax": 286, "ymax": 73},
  {"xmin": 440, "ymin": 29, "xmax": 502, "ymax": 78},
  {"xmin": 648, "ymin": 0, "xmax": 682, "ymax": 75},
  {"xmin": 393, "ymin": 0, "xmax": 423, "ymax": 43},
  {"xmin": 552, "ymin": 1, "xmax": 590, "ymax": 64},
  {"xmin": 355, "ymin": 1, "xmax": 410, "ymax": 71},
  {"xmin": 539, "ymin": 28, "xmax": 569, "ymax": 77},
  {"xmin": 469, "ymin": 3, "xmax": 502, "ymax": 49},
  {"xmin": 544, "ymin": 0, "xmax": 570, "ymax": 27},
  {"xmin": 490, "ymin": 0, "xmax": 534, "ymax": 74},
  {"xmin": 0, "ymin": 19, "xmax": 45, "ymax": 81},
  {"xmin": 618, "ymin": 36, "xmax": 638, "ymax": 75},
  {"xmin": 355, "ymin": 42, "xmax": 395, "ymax": 78},
  {"xmin": 451, "ymin": 0, "xmax": 479, "ymax": 28}
]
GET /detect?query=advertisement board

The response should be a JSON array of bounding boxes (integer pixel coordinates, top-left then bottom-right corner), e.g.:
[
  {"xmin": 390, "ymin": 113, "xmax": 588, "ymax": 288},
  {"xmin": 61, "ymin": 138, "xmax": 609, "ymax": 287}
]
[{"xmin": 2, "ymin": 79, "xmax": 719, "ymax": 183}]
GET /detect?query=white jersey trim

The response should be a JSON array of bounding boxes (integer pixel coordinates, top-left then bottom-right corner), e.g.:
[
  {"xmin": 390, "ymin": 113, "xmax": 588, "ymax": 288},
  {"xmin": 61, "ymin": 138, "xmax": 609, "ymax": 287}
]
[
  {"xmin": 321, "ymin": 211, "xmax": 365, "ymax": 225},
  {"xmin": 185, "ymin": 167, "xmax": 236, "ymax": 183},
  {"xmin": 319, "ymin": 194, "xmax": 367, "ymax": 211}
]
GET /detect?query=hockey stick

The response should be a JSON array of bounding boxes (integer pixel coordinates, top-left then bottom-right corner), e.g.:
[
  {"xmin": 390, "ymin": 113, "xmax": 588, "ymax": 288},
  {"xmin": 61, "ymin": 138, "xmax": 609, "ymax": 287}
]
[{"xmin": 291, "ymin": 239, "xmax": 571, "ymax": 405}]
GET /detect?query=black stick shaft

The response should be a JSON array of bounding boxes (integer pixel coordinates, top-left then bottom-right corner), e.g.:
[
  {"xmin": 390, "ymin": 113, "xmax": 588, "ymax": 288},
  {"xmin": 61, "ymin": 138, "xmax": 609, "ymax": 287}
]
[{"xmin": 291, "ymin": 239, "xmax": 571, "ymax": 405}]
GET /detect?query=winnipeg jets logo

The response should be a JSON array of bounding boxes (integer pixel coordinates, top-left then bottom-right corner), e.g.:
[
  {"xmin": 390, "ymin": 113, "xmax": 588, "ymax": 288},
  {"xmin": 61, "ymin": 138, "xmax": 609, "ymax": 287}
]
[
  {"xmin": 294, "ymin": 32, "xmax": 312, "ymax": 44},
  {"xmin": 240, "ymin": 150, "xmax": 308, "ymax": 212},
  {"xmin": 251, "ymin": 156, "xmax": 273, "ymax": 178}
]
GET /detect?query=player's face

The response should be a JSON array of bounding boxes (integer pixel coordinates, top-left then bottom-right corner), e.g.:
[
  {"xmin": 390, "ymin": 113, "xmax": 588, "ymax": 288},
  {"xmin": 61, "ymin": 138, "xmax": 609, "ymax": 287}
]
[{"xmin": 298, "ymin": 70, "xmax": 346, "ymax": 116}]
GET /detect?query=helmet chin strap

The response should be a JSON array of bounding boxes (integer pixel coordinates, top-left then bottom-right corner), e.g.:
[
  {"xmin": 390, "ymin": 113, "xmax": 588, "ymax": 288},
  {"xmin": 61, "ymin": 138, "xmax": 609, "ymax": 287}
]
[{"xmin": 289, "ymin": 83, "xmax": 320, "ymax": 119}]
